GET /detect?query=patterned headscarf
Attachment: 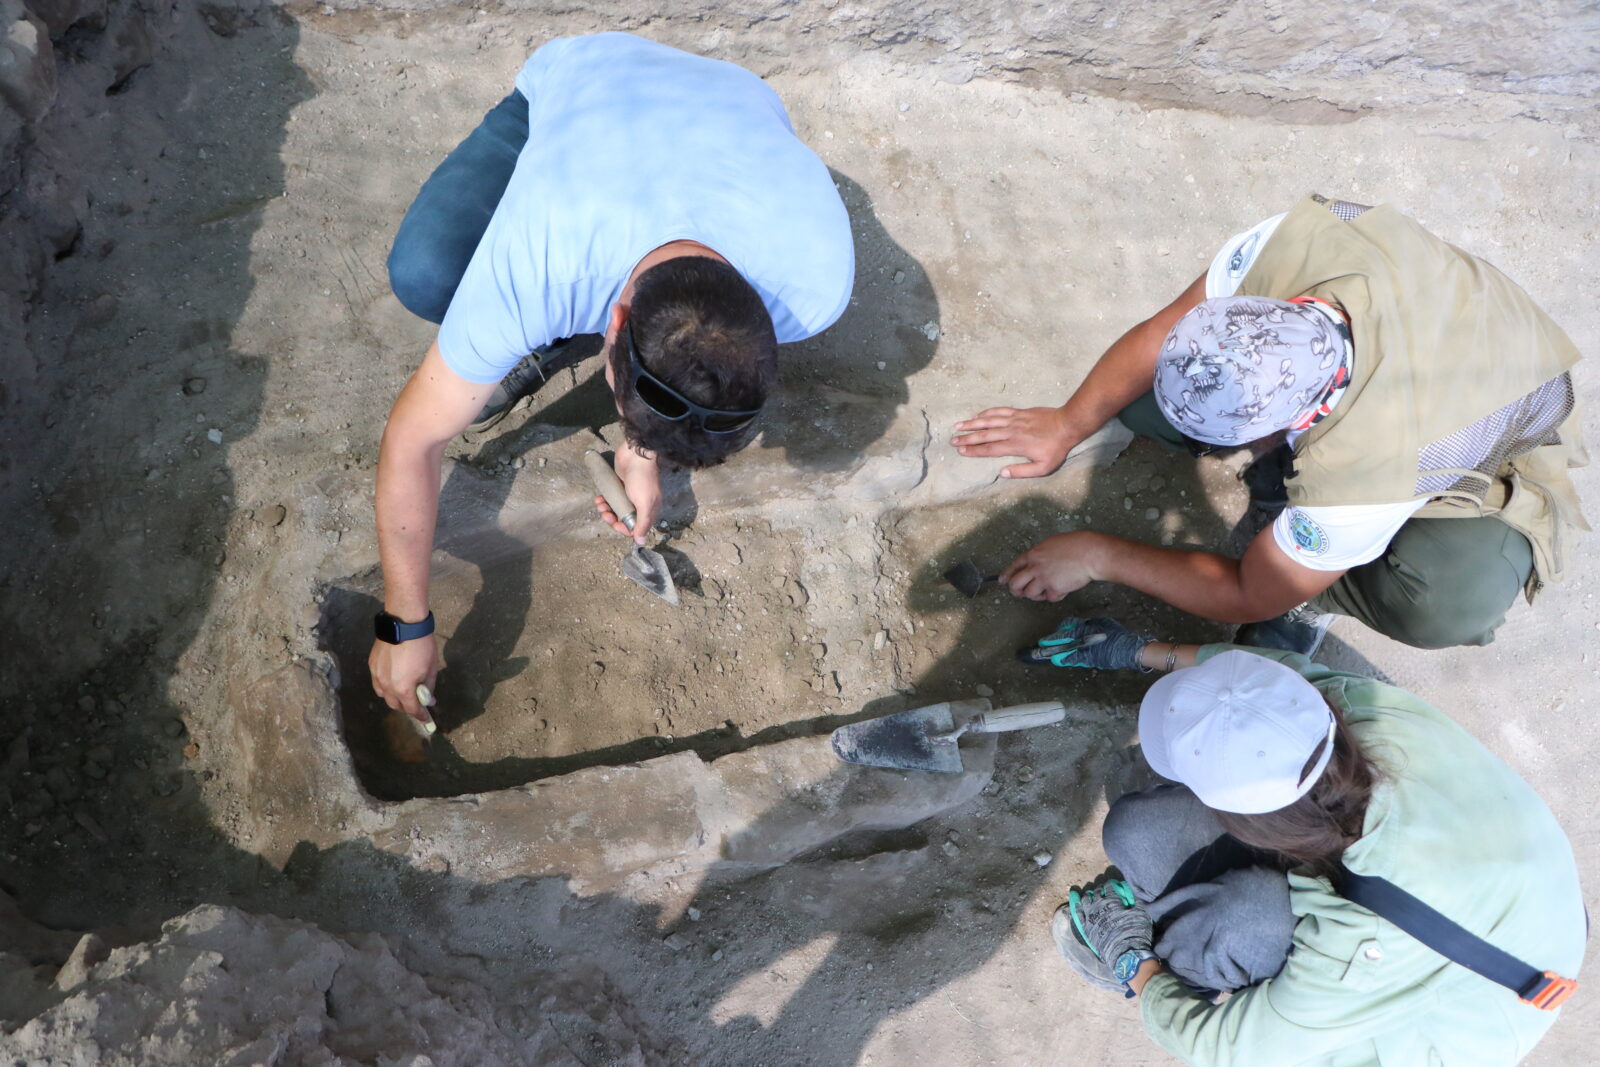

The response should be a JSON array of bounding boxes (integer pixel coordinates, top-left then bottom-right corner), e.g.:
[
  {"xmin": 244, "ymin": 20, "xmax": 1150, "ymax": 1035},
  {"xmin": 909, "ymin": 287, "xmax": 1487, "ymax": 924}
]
[{"xmin": 1153, "ymin": 296, "xmax": 1351, "ymax": 446}]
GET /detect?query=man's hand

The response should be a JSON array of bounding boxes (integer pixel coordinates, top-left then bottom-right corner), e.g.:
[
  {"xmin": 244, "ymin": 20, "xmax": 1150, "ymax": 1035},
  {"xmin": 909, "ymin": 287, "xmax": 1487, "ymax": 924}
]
[
  {"xmin": 1002, "ymin": 532, "xmax": 1104, "ymax": 602},
  {"xmin": 951, "ymin": 406, "xmax": 1080, "ymax": 479},
  {"xmin": 595, "ymin": 441, "xmax": 661, "ymax": 545},
  {"xmin": 369, "ymin": 634, "xmax": 440, "ymax": 721}
]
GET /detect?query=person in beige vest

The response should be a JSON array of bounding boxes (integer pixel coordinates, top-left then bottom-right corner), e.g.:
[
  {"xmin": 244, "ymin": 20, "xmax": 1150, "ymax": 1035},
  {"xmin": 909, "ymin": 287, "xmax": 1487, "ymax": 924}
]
[{"xmin": 952, "ymin": 195, "xmax": 1586, "ymax": 653}]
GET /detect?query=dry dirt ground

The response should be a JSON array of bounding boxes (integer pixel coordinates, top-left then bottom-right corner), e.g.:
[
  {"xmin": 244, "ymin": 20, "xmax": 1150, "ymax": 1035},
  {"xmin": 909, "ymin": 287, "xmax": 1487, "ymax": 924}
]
[{"xmin": 3, "ymin": 2, "xmax": 1600, "ymax": 1064}]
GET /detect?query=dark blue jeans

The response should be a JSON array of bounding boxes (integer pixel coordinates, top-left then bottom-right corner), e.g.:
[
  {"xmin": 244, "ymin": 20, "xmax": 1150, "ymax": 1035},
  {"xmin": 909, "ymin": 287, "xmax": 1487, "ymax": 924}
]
[{"xmin": 388, "ymin": 90, "xmax": 530, "ymax": 323}]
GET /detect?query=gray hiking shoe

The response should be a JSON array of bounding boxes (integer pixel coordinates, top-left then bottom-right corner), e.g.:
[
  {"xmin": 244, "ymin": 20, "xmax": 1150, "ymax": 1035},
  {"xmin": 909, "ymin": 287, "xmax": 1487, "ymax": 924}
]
[
  {"xmin": 1235, "ymin": 602, "xmax": 1336, "ymax": 658},
  {"xmin": 1050, "ymin": 903, "xmax": 1123, "ymax": 992},
  {"xmin": 1050, "ymin": 879, "xmax": 1152, "ymax": 994},
  {"xmin": 467, "ymin": 337, "xmax": 584, "ymax": 434}
]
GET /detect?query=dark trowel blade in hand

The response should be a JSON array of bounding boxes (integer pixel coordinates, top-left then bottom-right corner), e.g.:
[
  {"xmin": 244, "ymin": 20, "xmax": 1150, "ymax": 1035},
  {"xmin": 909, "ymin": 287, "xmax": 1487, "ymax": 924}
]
[
  {"xmin": 943, "ymin": 560, "xmax": 1000, "ymax": 598},
  {"xmin": 623, "ymin": 544, "xmax": 680, "ymax": 606},
  {"xmin": 831, "ymin": 703, "xmax": 963, "ymax": 773}
]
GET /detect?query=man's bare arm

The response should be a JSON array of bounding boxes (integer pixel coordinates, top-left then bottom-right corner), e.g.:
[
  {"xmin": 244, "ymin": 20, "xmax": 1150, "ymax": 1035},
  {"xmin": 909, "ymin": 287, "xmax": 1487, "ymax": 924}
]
[
  {"xmin": 1004, "ymin": 526, "xmax": 1343, "ymax": 624},
  {"xmin": 952, "ymin": 271, "xmax": 1208, "ymax": 478},
  {"xmin": 369, "ymin": 341, "xmax": 493, "ymax": 717}
]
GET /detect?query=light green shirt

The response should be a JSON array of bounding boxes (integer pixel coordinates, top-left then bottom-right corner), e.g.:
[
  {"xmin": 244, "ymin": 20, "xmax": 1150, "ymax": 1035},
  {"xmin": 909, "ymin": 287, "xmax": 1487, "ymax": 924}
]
[{"xmin": 1139, "ymin": 645, "xmax": 1585, "ymax": 1066}]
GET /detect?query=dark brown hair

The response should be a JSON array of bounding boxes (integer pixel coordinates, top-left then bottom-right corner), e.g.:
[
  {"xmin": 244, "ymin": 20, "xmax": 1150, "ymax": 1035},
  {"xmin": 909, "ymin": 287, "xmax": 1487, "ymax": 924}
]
[
  {"xmin": 1215, "ymin": 702, "xmax": 1381, "ymax": 881},
  {"xmin": 608, "ymin": 257, "xmax": 777, "ymax": 470}
]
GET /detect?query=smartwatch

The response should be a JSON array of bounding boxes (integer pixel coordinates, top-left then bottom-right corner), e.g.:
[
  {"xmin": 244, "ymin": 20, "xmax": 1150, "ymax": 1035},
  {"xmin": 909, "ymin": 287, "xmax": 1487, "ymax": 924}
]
[{"xmin": 374, "ymin": 610, "xmax": 435, "ymax": 644}]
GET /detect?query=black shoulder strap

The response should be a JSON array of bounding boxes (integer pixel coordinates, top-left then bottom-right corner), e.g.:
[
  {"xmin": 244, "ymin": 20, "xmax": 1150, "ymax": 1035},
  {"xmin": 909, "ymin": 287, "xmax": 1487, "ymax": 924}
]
[{"xmin": 1341, "ymin": 871, "xmax": 1576, "ymax": 1011}]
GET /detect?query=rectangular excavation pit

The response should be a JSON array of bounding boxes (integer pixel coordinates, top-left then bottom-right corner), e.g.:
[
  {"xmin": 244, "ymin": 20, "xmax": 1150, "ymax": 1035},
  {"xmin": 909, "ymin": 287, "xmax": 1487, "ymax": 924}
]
[
  {"xmin": 321, "ymin": 504, "xmax": 903, "ymax": 801},
  {"xmin": 318, "ymin": 429, "xmax": 1246, "ymax": 803}
]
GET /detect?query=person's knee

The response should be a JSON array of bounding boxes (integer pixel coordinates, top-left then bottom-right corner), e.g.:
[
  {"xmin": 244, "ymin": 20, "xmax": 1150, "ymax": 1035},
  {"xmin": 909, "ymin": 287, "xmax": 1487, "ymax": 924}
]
[
  {"xmin": 1102, "ymin": 784, "xmax": 1187, "ymax": 865},
  {"xmin": 387, "ymin": 242, "xmax": 455, "ymax": 324}
]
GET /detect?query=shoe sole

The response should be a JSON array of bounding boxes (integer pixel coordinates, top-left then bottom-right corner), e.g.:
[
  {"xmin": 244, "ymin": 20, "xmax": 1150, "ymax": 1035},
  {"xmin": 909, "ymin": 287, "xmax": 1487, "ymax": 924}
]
[{"xmin": 1050, "ymin": 905, "xmax": 1123, "ymax": 992}]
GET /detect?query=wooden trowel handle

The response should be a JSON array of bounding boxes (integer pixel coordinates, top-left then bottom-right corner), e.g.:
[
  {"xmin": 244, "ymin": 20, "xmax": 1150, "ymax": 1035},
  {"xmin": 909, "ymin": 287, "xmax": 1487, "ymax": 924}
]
[
  {"xmin": 584, "ymin": 449, "xmax": 636, "ymax": 531},
  {"xmin": 967, "ymin": 701, "xmax": 1066, "ymax": 733}
]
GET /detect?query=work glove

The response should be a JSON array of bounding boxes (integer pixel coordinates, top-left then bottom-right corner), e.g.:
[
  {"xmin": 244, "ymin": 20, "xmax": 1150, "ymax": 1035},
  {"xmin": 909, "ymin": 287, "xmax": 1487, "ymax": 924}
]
[
  {"xmin": 1069, "ymin": 880, "xmax": 1155, "ymax": 974},
  {"xmin": 1017, "ymin": 617, "xmax": 1153, "ymax": 671}
]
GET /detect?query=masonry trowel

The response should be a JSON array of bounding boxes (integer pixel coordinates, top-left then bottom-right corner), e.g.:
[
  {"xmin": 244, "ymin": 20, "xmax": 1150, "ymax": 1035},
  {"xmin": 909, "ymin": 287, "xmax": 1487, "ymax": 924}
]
[
  {"xmin": 831, "ymin": 698, "xmax": 1065, "ymax": 773},
  {"xmin": 584, "ymin": 449, "xmax": 680, "ymax": 606}
]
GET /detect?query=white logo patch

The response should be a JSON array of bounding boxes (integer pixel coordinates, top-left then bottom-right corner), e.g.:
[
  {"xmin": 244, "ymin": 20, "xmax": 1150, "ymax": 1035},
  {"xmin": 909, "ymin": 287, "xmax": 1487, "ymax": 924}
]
[{"xmin": 1288, "ymin": 509, "xmax": 1330, "ymax": 556}]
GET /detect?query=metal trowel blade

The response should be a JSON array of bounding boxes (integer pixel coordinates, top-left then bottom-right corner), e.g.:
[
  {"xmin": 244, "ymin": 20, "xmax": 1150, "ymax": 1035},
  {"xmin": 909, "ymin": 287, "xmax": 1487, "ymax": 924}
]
[
  {"xmin": 943, "ymin": 560, "xmax": 994, "ymax": 598},
  {"xmin": 830, "ymin": 703, "xmax": 965, "ymax": 773},
  {"xmin": 624, "ymin": 545, "xmax": 680, "ymax": 606}
]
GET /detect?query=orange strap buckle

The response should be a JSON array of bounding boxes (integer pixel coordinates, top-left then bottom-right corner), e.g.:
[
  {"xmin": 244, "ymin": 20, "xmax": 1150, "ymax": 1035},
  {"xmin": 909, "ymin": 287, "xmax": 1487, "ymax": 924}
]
[{"xmin": 1523, "ymin": 972, "xmax": 1578, "ymax": 1011}]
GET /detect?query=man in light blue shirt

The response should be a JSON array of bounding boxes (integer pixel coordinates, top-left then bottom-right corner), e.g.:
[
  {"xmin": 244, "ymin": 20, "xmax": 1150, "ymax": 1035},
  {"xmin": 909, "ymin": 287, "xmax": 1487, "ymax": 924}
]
[{"xmin": 370, "ymin": 33, "xmax": 855, "ymax": 719}]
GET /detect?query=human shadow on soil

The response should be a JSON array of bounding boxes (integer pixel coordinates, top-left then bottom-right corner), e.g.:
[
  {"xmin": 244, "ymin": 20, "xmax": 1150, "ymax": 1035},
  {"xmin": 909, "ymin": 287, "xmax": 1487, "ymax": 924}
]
[{"xmin": 755, "ymin": 169, "xmax": 939, "ymax": 473}]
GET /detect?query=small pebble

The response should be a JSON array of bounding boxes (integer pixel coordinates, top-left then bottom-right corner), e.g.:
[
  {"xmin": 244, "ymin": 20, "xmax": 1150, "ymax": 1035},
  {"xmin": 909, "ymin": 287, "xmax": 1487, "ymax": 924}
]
[
  {"xmin": 921, "ymin": 321, "xmax": 940, "ymax": 341},
  {"xmin": 1144, "ymin": 507, "xmax": 1161, "ymax": 521},
  {"xmin": 163, "ymin": 718, "xmax": 187, "ymax": 739},
  {"xmin": 207, "ymin": 428, "xmax": 223, "ymax": 444},
  {"xmin": 942, "ymin": 840, "xmax": 961, "ymax": 858},
  {"xmin": 182, "ymin": 377, "xmax": 207, "ymax": 396},
  {"xmin": 975, "ymin": 684, "xmax": 994, "ymax": 697},
  {"xmin": 876, "ymin": 361, "xmax": 887, "ymax": 371},
  {"xmin": 1017, "ymin": 765, "xmax": 1036, "ymax": 783},
  {"xmin": 662, "ymin": 933, "xmax": 689, "ymax": 952},
  {"xmin": 1032, "ymin": 851, "xmax": 1054, "ymax": 868},
  {"xmin": 1122, "ymin": 497, "xmax": 1133, "ymax": 510},
  {"xmin": 711, "ymin": 948, "xmax": 723, "ymax": 962},
  {"xmin": 687, "ymin": 907, "xmax": 702, "ymax": 922}
]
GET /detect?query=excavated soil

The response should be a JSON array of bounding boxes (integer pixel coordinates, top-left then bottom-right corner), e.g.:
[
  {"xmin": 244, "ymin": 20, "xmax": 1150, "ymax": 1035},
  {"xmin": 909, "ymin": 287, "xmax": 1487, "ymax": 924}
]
[{"xmin": 3, "ymin": 2, "xmax": 1599, "ymax": 1065}]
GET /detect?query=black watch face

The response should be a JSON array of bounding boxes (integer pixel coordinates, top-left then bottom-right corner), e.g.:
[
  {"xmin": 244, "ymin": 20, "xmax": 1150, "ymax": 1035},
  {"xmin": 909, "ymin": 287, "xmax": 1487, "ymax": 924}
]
[{"xmin": 375, "ymin": 615, "xmax": 401, "ymax": 643}]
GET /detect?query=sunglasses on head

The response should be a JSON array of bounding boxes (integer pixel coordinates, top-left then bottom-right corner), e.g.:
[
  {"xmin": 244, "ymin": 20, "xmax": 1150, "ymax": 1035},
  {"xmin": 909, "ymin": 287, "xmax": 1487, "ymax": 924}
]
[{"xmin": 625, "ymin": 322, "xmax": 762, "ymax": 435}]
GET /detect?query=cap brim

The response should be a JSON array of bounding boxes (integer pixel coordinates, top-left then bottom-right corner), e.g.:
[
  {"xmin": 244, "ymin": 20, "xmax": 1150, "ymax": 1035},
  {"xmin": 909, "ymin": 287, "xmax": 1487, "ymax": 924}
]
[{"xmin": 1137, "ymin": 670, "xmax": 1188, "ymax": 782}]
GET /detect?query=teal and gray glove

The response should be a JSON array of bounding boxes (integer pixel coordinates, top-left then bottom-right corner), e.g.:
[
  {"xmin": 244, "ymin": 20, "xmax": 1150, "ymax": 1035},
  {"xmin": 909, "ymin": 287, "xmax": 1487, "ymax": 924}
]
[
  {"xmin": 1017, "ymin": 617, "xmax": 1153, "ymax": 671},
  {"xmin": 1069, "ymin": 880, "xmax": 1157, "ymax": 997}
]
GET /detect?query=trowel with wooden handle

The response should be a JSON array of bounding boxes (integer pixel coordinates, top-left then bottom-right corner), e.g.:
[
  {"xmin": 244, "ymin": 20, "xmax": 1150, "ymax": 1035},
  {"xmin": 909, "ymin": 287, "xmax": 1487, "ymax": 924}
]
[
  {"xmin": 830, "ymin": 698, "xmax": 1065, "ymax": 773},
  {"xmin": 584, "ymin": 449, "xmax": 680, "ymax": 606}
]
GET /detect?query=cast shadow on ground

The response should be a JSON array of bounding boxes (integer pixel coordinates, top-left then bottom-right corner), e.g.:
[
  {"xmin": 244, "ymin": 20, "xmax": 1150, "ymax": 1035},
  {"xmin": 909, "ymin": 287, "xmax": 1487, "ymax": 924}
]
[{"xmin": 0, "ymin": 7, "xmax": 316, "ymax": 929}]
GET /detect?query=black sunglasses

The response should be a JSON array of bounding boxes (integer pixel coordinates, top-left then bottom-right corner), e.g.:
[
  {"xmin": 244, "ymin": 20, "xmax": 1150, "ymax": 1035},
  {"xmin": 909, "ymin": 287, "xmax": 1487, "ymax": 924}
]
[{"xmin": 625, "ymin": 323, "xmax": 762, "ymax": 435}]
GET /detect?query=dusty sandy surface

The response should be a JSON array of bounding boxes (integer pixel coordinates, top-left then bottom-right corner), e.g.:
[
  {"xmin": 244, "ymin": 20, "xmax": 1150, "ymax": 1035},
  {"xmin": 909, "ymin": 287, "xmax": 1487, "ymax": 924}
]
[{"xmin": 3, "ymin": 2, "xmax": 1599, "ymax": 1064}]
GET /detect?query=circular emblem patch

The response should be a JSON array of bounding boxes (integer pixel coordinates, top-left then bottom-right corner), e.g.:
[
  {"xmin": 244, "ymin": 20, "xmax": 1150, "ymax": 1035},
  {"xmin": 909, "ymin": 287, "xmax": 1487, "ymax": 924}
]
[{"xmin": 1288, "ymin": 510, "xmax": 1329, "ymax": 556}]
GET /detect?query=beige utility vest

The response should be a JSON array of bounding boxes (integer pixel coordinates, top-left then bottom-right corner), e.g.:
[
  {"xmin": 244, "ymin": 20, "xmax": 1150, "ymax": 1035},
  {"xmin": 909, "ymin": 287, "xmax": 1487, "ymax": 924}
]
[{"xmin": 1239, "ymin": 194, "xmax": 1588, "ymax": 593}]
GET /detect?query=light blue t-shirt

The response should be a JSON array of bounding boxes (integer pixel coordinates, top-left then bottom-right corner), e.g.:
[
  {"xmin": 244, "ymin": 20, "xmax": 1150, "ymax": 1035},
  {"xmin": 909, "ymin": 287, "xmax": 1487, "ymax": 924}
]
[{"xmin": 438, "ymin": 33, "xmax": 856, "ymax": 384}]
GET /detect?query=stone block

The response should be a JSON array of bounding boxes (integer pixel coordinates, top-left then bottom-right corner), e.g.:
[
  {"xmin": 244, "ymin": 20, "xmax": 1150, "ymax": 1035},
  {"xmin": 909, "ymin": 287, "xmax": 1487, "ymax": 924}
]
[
  {"xmin": 701, "ymin": 728, "xmax": 993, "ymax": 868},
  {"xmin": 372, "ymin": 752, "xmax": 713, "ymax": 888},
  {"xmin": 25, "ymin": 0, "xmax": 107, "ymax": 39},
  {"xmin": 0, "ymin": 2, "xmax": 55, "ymax": 123}
]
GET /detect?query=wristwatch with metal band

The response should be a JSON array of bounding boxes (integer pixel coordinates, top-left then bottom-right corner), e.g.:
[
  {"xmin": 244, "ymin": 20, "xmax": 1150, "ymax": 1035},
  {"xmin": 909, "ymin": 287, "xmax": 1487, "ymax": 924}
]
[{"xmin": 374, "ymin": 610, "xmax": 435, "ymax": 644}]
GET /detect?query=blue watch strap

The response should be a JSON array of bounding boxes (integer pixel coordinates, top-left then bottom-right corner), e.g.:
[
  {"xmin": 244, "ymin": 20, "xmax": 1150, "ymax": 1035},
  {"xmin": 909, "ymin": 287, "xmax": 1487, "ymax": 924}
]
[{"xmin": 375, "ymin": 610, "xmax": 435, "ymax": 644}]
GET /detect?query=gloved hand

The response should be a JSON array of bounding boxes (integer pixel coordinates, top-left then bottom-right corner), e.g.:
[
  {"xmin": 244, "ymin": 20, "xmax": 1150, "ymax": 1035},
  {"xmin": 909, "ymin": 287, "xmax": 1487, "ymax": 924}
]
[
  {"xmin": 1017, "ymin": 617, "xmax": 1153, "ymax": 671},
  {"xmin": 1070, "ymin": 880, "xmax": 1155, "ymax": 969}
]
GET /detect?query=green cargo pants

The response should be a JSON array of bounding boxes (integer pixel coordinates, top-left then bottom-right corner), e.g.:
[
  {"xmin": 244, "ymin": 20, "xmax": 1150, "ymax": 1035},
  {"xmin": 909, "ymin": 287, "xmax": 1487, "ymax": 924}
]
[{"xmin": 1117, "ymin": 392, "xmax": 1533, "ymax": 649}]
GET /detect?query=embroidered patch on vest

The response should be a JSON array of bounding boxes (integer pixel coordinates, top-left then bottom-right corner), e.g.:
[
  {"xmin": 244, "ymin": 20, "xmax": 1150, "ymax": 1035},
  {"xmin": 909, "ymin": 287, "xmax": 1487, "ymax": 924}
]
[{"xmin": 1288, "ymin": 510, "xmax": 1330, "ymax": 556}]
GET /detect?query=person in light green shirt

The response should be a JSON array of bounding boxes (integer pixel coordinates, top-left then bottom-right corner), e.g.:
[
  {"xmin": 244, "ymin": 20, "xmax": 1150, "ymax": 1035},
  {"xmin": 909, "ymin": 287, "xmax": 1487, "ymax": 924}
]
[{"xmin": 1025, "ymin": 619, "xmax": 1585, "ymax": 1066}]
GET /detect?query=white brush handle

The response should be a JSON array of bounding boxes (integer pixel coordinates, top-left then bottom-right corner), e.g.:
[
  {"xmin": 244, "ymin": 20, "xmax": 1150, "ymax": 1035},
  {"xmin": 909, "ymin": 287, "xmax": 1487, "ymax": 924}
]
[{"xmin": 966, "ymin": 701, "xmax": 1066, "ymax": 733}]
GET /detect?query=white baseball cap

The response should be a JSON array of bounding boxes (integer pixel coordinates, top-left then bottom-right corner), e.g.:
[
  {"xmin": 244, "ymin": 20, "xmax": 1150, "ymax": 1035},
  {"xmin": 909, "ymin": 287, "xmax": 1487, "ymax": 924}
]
[{"xmin": 1138, "ymin": 650, "xmax": 1336, "ymax": 814}]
